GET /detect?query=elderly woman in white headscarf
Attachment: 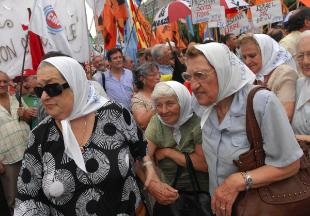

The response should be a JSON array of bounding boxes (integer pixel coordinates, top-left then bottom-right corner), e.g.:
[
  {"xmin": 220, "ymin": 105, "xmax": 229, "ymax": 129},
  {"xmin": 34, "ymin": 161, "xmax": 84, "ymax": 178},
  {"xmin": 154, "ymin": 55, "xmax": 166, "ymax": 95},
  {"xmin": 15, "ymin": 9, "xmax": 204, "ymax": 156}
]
[
  {"xmin": 292, "ymin": 30, "xmax": 310, "ymax": 142},
  {"xmin": 184, "ymin": 43, "xmax": 303, "ymax": 216},
  {"xmin": 14, "ymin": 56, "xmax": 159, "ymax": 215},
  {"xmin": 144, "ymin": 81, "xmax": 210, "ymax": 216},
  {"xmin": 239, "ymin": 33, "xmax": 298, "ymax": 121}
]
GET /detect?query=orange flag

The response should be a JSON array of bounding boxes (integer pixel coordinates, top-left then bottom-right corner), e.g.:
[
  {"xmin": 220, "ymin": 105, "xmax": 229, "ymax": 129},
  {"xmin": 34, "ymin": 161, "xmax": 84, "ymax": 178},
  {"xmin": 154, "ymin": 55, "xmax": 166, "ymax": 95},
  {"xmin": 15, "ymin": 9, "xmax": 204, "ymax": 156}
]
[
  {"xmin": 100, "ymin": 3, "xmax": 117, "ymax": 50},
  {"xmin": 109, "ymin": 0, "xmax": 128, "ymax": 38},
  {"xmin": 128, "ymin": 0, "xmax": 156, "ymax": 48}
]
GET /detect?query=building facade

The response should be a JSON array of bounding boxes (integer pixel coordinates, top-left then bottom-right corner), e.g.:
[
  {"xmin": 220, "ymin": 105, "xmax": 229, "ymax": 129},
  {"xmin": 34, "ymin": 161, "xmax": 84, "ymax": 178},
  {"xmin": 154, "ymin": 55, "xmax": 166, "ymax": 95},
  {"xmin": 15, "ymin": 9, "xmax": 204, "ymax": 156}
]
[{"xmin": 140, "ymin": 0, "xmax": 171, "ymax": 20}]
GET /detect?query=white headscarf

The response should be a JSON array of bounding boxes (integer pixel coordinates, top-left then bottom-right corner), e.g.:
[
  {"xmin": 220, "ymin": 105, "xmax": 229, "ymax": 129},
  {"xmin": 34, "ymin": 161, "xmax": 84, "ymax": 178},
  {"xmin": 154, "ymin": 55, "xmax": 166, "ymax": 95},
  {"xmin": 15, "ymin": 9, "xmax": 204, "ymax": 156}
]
[
  {"xmin": 157, "ymin": 81, "xmax": 193, "ymax": 144},
  {"xmin": 296, "ymin": 78, "xmax": 310, "ymax": 110},
  {"xmin": 192, "ymin": 43, "xmax": 256, "ymax": 128},
  {"xmin": 254, "ymin": 34, "xmax": 297, "ymax": 81},
  {"xmin": 43, "ymin": 57, "xmax": 109, "ymax": 172}
]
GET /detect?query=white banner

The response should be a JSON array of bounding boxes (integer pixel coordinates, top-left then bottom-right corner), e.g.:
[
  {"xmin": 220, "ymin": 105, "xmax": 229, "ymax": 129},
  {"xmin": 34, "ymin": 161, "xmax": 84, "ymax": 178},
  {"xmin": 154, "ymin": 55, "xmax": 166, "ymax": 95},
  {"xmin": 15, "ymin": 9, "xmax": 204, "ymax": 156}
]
[
  {"xmin": 207, "ymin": 6, "xmax": 226, "ymax": 28},
  {"xmin": 223, "ymin": 12, "xmax": 251, "ymax": 35},
  {"xmin": 191, "ymin": 0, "xmax": 221, "ymax": 24},
  {"xmin": 0, "ymin": 0, "xmax": 33, "ymax": 78},
  {"xmin": 0, "ymin": 0, "xmax": 90, "ymax": 78},
  {"xmin": 250, "ymin": 0, "xmax": 283, "ymax": 27}
]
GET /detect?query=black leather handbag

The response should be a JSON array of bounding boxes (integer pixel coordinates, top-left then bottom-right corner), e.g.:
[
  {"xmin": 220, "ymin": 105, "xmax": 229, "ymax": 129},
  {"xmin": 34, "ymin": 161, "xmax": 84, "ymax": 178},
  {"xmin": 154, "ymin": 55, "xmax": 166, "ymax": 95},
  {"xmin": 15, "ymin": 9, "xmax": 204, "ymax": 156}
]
[{"xmin": 153, "ymin": 153, "xmax": 212, "ymax": 216}]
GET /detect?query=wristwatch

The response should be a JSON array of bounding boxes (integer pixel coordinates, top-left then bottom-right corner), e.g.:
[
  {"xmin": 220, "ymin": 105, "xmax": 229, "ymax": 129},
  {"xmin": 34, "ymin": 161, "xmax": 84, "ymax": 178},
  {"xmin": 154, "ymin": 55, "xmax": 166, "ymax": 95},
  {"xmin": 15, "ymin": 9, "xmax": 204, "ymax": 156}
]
[{"xmin": 241, "ymin": 171, "xmax": 253, "ymax": 191}]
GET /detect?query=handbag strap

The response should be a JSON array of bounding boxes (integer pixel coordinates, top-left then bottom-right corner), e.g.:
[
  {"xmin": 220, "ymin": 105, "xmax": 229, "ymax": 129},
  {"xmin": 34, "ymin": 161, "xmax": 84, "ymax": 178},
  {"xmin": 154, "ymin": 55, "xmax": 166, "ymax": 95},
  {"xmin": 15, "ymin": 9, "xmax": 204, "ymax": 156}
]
[
  {"xmin": 184, "ymin": 152, "xmax": 202, "ymax": 192},
  {"xmin": 246, "ymin": 86, "xmax": 269, "ymax": 168},
  {"xmin": 171, "ymin": 164, "xmax": 183, "ymax": 188},
  {"xmin": 171, "ymin": 152, "xmax": 202, "ymax": 192}
]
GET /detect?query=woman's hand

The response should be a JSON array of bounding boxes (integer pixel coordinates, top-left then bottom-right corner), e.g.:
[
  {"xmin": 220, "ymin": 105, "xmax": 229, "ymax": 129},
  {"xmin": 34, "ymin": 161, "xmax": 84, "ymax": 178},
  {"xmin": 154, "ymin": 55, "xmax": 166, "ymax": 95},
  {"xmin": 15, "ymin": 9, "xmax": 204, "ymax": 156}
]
[
  {"xmin": 211, "ymin": 173, "xmax": 243, "ymax": 216},
  {"xmin": 296, "ymin": 134, "xmax": 310, "ymax": 142},
  {"xmin": 146, "ymin": 180, "xmax": 179, "ymax": 205},
  {"xmin": 154, "ymin": 148, "xmax": 169, "ymax": 161}
]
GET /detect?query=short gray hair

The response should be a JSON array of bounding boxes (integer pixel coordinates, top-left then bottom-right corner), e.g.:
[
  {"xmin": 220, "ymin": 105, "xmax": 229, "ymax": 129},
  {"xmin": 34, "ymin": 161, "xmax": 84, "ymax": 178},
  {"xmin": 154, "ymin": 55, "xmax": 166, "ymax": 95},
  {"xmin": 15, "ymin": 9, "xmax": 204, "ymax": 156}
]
[
  {"xmin": 297, "ymin": 30, "xmax": 310, "ymax": 50},
  {"xmin": 151, "ymin": 44, "xmax": 167, "ymax": 62},
  {"xmin": 151, "ymin": 82, "xmax": 177, "ymax": 101}
]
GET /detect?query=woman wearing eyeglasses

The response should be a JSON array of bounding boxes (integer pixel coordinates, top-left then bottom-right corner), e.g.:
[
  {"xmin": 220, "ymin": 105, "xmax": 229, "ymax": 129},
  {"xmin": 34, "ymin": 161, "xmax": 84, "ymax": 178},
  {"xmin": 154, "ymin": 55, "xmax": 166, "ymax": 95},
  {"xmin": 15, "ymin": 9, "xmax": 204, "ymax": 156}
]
[
  {"xmin": 185, "ymin": 43, "xmax": 303, "ymax": 216},
  {"xmin": 238, "ymin": 34, "xmax": 298, "ymax": 121},
  {"xmin": 14, "ymin": 56, "xmax": 162, "ymax": 215},
  {"xmin": 131, "ymin": 62, "xmax": 161, "ymax": 130},
  {"xmin": 292, "ymin": 31, "xmax": 310, "ymax": 143}
]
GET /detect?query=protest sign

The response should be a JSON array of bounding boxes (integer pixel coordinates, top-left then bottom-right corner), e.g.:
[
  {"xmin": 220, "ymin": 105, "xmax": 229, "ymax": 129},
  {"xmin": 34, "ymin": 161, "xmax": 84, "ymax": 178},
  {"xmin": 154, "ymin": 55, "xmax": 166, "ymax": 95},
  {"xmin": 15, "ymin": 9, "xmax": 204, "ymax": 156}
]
[
  {"xmin": 191, "ymin": 0, "xmax": 222, "ymax": 24},
  {"xmin": 250, "ymin": 0, "xmax": 283, "ymax": 27},
  {"xmin": 223, "ymin": 11, "xmax": 251, "ymax": 35}
]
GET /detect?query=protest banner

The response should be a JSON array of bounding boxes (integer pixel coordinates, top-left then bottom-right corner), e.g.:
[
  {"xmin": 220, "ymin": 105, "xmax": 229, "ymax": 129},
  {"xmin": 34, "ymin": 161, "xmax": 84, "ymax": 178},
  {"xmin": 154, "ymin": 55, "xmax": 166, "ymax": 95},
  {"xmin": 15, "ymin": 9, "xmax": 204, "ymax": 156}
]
[
  {"xmin": 250, "ymin": 0, "xmax": 283, "ymax": 27},
  {"xmin": 222, "ymin": 11, "xmax": 251, "ymax": 35},
  {"xmin": 191, "ymin": 0, "xmax": 222, "ymax": 24},
  {"xmin": 0, "ymin": 0, "xmax": 90, "ymax": 78},
  {"xmin": 0, "ymin": 0, "xmax": 32, "ymax": 78},
  {"xmin": 207, "ymin": 6, "xmax": 226, "ymax": 28}
]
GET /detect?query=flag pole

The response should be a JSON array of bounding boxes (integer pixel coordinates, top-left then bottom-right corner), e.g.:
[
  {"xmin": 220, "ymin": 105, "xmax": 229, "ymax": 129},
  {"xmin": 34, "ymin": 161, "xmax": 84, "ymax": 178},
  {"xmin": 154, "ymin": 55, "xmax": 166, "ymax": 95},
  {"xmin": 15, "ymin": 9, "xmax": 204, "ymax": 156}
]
[
  {"xmin": 19, "ymin": 8, "xmax": 31, "ymax": 107},
  {"xmin": 83, "ymin": 0, "xmax": 93, "ymax": 65}
]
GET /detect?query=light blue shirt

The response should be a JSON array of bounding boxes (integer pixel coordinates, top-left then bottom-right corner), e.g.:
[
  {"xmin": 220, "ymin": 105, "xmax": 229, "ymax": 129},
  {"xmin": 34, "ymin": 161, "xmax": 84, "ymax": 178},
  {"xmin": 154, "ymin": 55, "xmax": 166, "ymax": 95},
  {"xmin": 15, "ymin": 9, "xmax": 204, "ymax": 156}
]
[
  {"xmin": 157, "ymin": 64, "xmax": 173, "ymax": 75},
  {"xmin": 292, "ymin": 78, "xmax": 310, "ymax": 135},
  {"xmin": 104, "ymin": 68, "xmax": 133, "ymax": 110},
  {"xmin": 201, "ymin": 84, "xmax": 303, "ymax": 195}
]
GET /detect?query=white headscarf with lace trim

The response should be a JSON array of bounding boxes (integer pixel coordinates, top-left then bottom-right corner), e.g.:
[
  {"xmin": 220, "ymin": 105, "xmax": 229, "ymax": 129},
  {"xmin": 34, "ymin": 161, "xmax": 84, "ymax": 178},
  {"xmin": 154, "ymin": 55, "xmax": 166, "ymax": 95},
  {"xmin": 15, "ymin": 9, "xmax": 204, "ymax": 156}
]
[
  {"xmin": 254, "ymin": 34, "xmax": 297, "ymax": 81},
  {"xmin": 43, "ymin": 57, "xmax": 109, "ymax": 172},
  {"xmin": 156, "ymin": 81, "xmax": 193, "ymax": 144},
  {"xmin": 191, "ymin": 43, "xmax": 256, "ymax": 128}
]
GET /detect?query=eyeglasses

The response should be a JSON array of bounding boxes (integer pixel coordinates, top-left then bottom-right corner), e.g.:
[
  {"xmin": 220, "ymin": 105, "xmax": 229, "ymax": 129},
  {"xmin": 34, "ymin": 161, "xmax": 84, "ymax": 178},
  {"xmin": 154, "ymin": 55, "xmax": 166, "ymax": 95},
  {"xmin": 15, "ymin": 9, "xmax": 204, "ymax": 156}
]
[
  {"xmin": 181, "ymin": 69, "xmax": 214, "ymax": 82},
  {"xmin": 34, "ymin": 83, "xmax": 70, "ymax": 98},
  {"xmin": 296, "ymin": 51, "xmax": 310, "ymax": 62}
]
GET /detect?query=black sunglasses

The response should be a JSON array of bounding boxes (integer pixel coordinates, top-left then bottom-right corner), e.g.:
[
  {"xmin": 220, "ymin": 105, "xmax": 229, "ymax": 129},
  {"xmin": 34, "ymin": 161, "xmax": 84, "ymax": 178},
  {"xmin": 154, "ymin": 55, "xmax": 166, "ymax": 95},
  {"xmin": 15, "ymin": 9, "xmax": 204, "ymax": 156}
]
[{"xmin": 34, "ymin": 83, "xmax": 70, "ymax": 98}]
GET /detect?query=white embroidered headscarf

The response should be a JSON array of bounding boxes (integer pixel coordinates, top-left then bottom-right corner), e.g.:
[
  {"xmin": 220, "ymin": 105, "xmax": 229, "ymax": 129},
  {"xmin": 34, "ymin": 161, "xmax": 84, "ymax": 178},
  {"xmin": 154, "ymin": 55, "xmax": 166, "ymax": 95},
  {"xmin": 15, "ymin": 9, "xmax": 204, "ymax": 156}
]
[
  {"xmin": 254, "ymin": 34, "xmax": 297, "ymax": 81},
  {"xmin": 191, "ymin": 43, "xmax": 256, "ymax": 128},
  {"xmin": 155, "ymin": 81, "xmax": 193, "ymax": 144},
  {"xmin": 43, "ymin": 57, "xmax": 109, "ymax": 172}
]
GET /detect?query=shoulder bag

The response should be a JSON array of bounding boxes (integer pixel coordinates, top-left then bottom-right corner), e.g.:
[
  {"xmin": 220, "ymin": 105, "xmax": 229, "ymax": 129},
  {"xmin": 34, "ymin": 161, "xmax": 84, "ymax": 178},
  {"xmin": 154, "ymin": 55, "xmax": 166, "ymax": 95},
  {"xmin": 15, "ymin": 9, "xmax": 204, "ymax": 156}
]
[
  {"xmin": 153, "ymin": 152, "xmax": 212, "ymax": 216},
  {"xmin": 232, "ymin": 86, "xmax": 310, "ymax": 216}
]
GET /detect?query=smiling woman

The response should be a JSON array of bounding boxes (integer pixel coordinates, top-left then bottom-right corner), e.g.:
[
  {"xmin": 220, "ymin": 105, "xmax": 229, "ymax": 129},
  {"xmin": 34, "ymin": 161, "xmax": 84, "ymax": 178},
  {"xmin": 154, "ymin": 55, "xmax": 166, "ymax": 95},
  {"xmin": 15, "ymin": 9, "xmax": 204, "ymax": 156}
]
[{"xmin": 144, "ymin": 81, "xmax": 211, "ymax": 216}]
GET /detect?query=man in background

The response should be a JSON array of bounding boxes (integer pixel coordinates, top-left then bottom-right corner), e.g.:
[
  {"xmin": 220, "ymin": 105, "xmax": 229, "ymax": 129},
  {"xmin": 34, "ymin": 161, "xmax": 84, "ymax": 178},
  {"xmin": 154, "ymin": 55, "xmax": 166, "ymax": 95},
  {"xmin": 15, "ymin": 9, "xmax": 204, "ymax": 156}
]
[
  {"xmin": 0, "ymin": 71, "xmax": 31, "ymax": 215},
  {"xmin": 103, "ymin": 48, "xmax": 134, "ymax": 110},
  {"xmin": 221, "ymin": 33, "xmax": 238, "ymax": 54}
]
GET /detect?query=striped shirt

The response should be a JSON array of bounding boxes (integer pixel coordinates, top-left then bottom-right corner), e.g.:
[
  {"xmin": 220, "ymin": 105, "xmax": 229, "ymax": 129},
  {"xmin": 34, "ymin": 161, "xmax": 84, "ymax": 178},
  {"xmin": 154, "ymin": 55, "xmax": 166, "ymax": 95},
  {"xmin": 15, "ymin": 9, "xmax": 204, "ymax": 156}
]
[{"xmin": 0, "ymin": 95, "xmax": 30, "ymax": 164}]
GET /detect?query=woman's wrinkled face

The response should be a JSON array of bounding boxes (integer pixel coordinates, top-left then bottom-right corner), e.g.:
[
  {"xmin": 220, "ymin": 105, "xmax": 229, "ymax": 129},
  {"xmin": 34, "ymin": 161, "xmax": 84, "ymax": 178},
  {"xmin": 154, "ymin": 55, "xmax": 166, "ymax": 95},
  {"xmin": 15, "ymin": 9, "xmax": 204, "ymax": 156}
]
[
  {"xmin": 240, "ymin": 42, "xmax": 262, "ymax": 74},
  {"xmin": 185, "ymin": 54, "xmax": 219, "ymax": 106},
  {"xmin": 36, "ymin": 65, "xmax": 74, "ymax": 120},
  {"xmin": 297, "ymin": 36, "xmax": 310, "ymax": 77},
  {"xmin": 155, "ymin": 96, "xmax": 180, "ymax": 125}
]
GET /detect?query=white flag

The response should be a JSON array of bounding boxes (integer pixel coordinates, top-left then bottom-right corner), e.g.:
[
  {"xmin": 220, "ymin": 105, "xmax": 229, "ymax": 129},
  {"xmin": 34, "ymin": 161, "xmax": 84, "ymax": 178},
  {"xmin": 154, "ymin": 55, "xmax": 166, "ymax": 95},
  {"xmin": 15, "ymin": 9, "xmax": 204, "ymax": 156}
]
[
  {"xmin": 54, "ymin": 0, "xmax": 90, "ymax": 63},
  {"xmin": 29, "ymin": 0, "xmax": 73, "ymax": 57}
]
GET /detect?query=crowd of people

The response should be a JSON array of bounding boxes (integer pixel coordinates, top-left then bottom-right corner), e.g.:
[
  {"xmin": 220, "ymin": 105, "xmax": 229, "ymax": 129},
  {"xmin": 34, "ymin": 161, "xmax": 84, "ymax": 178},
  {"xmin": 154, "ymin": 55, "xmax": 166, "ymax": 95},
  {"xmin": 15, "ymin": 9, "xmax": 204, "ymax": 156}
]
[{"xmin": 0, "ymin": 6, "xmax": 310, "ymax": 216}]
